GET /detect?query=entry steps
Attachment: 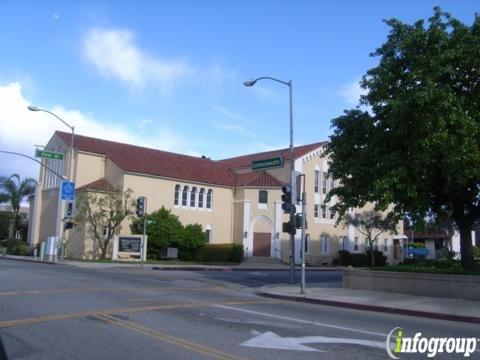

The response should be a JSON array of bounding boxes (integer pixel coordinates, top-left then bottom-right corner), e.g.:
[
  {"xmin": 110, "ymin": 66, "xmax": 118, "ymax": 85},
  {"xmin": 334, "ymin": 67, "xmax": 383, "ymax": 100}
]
[{"xmin": 242, "ymin": 256, "xmax": 283, "ymax": 264}]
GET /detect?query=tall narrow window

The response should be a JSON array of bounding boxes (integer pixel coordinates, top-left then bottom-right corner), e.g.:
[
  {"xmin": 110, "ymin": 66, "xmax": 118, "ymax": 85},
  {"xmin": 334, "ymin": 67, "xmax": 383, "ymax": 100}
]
[
  {"xmin": 205, "ymin": 229, "xmax": 211, "ymax": 242},
  {"xmin": 258, "ymin": 190, "xmax": 268, "ymax": 204},
  {"xmin": 322, "ymin": 172, "xmax": 328, "ymax": 194},
  {"xmin": 174, "ymin": 185, "xmax": 180, "ymax": 205},
  {"xmin": 329, "ymin": 207, "xmax": 335, "ymax": 220},
  {"xmin": 330, "ymin": 176, "xmax": 335, "ymax": 190},
  {"xmin": 206, "ymin": 189, "xmax": 212, "ymax": 209},
  {"xmin": 321, "ymin": 205, "xmax": 327, "ymax": 219},
  {"xmin": 354, "ymin": 237, "xmax": 359, "ymax": 251},
  {"xmin": 182, "ymin": 186, "xmax": 188, "ymax": 206},
  {"xmin": 199, "ymin": 188, "xmax": 205, "ymax": 208},
  {"xmin": 314, "ymin": 205, "xmax": 319, "ymax": 218},
  {"xmin": 321, "ymin": 235, "xmax": 330, "ymax": 254},
  {"xmin": 314, "ymin": 170, "xmax": 319, "ymax": 193},
  {"xmin": 190, "ymin": 187, "xmax": 197, "ymax": 207},
  {"xmin": 384, "ymin": 239, "xmax": 388, "ymax": 252}
]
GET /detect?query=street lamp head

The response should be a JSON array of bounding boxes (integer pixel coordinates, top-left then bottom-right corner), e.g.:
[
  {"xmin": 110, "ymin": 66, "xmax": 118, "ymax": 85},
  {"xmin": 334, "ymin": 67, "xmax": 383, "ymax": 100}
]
[
  {"xmin": 243, "ymin": 79, "xmax": 257, "ymax": 87},
  {"xmin": 27, "ymin": 105, "xmax": 40, "ymax": 112}
]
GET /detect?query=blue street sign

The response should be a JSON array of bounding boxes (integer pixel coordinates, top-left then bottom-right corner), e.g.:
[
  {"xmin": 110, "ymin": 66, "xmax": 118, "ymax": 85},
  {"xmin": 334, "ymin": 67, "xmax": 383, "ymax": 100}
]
[{"xmin": 61, "ymin": 181, "xmax": 75, "ymax": 201}]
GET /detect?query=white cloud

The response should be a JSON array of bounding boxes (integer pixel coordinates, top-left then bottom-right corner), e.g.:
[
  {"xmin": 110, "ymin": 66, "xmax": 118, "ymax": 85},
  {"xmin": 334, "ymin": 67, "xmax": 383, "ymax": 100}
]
[
  {"xmin": 0, "ymin": 82, "xmax": 193, "ymax": 180},
  {"xmin": 339, "ymin": 79, "xmax": 366, "ymax": 106},
  {"xmin": 52, "ymin": 14, "xmax": 59, "ymax": 20},
  {"xmin": 83, "ymin": 28, "xmax": 192, "ymax": 92}
]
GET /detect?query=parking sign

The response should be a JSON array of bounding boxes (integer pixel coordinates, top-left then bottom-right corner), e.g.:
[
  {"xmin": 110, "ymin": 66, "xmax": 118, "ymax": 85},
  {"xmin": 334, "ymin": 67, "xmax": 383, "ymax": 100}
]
[{"xmin": 61, "ymin": 181, "xmax": 75, "ymax": 201}]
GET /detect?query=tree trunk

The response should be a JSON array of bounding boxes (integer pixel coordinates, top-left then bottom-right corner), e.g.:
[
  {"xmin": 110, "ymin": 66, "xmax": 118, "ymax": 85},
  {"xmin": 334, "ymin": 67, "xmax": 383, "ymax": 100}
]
[
  {"xmin": 370, "ymin": 245, "xmax": 375, "ymax": 268},
  {"xmin": 458, "ymin": 223, "xmax": 474, "ymax": 271}
]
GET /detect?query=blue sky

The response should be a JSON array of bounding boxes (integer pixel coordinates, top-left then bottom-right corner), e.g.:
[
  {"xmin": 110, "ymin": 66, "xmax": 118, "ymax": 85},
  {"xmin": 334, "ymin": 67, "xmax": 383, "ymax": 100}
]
[{"xmin": 0, "ymin": 0, "xmax": 477, "ymax": 179}]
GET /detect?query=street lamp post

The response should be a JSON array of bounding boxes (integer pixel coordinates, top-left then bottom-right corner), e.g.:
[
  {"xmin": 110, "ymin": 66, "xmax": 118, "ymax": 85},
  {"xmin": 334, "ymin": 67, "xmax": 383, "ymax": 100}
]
[
  {"xmin": 244, "ymin": 77, "xmax": 296, "ymax": 283},
  {"xmin": 28, "ymin": 105, "xmax": 75, "ymax": 261}
]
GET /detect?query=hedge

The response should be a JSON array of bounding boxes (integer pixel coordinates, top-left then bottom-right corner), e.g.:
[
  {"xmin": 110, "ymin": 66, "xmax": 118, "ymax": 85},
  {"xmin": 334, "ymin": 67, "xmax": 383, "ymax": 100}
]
[
  {"xmin": 334, "ymin": 250, "xmax": 386, "ymax": 267},
  {"xmin": 194, "ymin": 244, "xmax": 244, "ymax": 263}
]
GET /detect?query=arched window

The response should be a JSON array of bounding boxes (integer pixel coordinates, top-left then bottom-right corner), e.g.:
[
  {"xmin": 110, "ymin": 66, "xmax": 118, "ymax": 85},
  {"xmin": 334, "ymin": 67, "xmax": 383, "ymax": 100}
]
[
  {"xmin": 182, "ymin": 186, "xmax": 188, "ymax": 206},
  {"xmin": 198, "ymin": 188, "xmax": 205, "ymax": 208},
  {"xmin": 190, "ymin": 187, "xmax": 197, "ymax": 207},
  {"xmin": 174, "ymin": 185, "xmax": 180, "ymax": 205},
  {"xmin": 206, "ymin": 189, "xmax": 212, "ymax": 209}
]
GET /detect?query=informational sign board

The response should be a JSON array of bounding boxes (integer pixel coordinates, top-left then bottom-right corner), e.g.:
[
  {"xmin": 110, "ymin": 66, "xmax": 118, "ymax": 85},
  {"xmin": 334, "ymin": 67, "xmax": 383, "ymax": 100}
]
[
  {"xmin": 61, "ymin": 181, "xmax": 75, "ymax": 201},
  {"xmin": 251, "ymin": 157, "xmax": 283, "ymax": 171},
  {"xmin": 118, "ymin": 237, "xmax": 142, "ymax": 253},
  {"xmin": 113, "ymin": 235, "xmax": 147, "ymax": 261}
]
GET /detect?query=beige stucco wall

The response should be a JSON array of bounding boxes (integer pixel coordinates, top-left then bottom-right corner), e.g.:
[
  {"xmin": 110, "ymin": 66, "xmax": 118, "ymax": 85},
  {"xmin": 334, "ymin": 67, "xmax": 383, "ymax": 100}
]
[
  {"xmin": 74, "ymin": 152, "xmax": 105, "ymax": 188},
  {"xmin": 122, "ymin": 174, "xmax": 234, "ymax": 244},
  {"xmin": 105, "ymin": 159, "xmax": 124, "ymax": 188}
]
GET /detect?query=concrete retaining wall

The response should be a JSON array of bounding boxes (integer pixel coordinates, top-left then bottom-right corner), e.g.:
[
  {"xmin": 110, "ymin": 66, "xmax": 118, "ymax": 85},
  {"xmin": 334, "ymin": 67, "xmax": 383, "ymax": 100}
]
[{"xmin": 343, "ymin": 269, "xmax": 480, "ymax": 301}]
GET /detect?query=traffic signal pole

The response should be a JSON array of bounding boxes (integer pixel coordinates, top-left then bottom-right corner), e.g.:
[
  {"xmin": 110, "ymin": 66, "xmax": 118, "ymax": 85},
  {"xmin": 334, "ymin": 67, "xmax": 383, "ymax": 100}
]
[
  {"xmin": 300, "ymin": 175, "xmax": 307, "ymax": 294},
  {"xmin": 288, "ymin": 80, "xmax": 295, "ymax": 284},
  {"xmin": 142, "ymin": 197, "xmax": 147, "ymax": 268}
]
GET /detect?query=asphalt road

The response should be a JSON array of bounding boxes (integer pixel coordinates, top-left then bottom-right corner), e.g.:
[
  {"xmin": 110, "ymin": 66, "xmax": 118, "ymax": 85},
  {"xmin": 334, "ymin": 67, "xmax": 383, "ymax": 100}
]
[{"xmin": 0, "ymin": 260, "xmax": 478, "ymax": 360}]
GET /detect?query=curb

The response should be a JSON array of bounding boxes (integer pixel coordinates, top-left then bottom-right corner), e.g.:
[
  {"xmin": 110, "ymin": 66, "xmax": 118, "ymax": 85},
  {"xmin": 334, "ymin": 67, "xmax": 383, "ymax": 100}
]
[
  {"xmin": 256, "ymin": 292, "xmax": 480, "ymax": 325},
  {"xmin": 152, "ymin": 266, "xmax": 341, "ymax": 272},
  {"xmin": 0, "ymin": 256, "xmax": 57, "ymax": 265}
]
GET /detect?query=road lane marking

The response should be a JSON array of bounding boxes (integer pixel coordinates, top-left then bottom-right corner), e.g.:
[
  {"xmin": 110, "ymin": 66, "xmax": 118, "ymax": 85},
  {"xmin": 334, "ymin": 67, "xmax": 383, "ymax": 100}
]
[
  {"xmin": 0, "ymin": 300, "xmax": 281, "ymax": 329},
  {"xmin": 240, "ymin": 331, "xmax": 385, "ymax": 352},
  {"xmin": 97, "ymin": 314, "xmax": 248, "ymax": 360},
  {"xmin": 0, "ymin": 286, "xmax": 222, "ymax": 297},
  {"xmin": 215, "ymin": 305, "xmax": 386, "ymax": 337}
]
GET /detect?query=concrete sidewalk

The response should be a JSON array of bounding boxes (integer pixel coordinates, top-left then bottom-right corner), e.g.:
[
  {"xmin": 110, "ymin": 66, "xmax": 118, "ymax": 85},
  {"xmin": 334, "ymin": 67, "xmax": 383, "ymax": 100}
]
[{"xmin": 257, "ymin": 285, "xmax": 480, "ymax": 324}]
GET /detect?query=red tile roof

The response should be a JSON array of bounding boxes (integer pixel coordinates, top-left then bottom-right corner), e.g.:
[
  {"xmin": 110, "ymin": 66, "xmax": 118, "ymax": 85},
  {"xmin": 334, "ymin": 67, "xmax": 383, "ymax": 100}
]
[
  {"xmin": 236, "ymin": 171, "xmax": 285, "ymax": 187},
  {"xmin": 56, "ymin": 131, "xmax": 237, "ymax": 187},
  {"xmin": 55, "ymin": 131, "xmax": 326, "ymax": 188},
  {"xmin": 77, "ymin": 178, "xmax": 114, "ymax": 192},
  {"xmin": 218, "ymin": 141, "xmax": 327, "ymax": 169}
]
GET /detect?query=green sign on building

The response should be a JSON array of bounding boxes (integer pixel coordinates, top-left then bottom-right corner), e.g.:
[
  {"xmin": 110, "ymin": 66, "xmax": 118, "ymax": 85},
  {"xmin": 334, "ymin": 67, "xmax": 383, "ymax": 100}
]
[
  {"xmin": 35, "ymin": 149, "xmax": 64, "ymax": 160},
  {"xmin": 251, "ymin": 156, "xmax": 284, "ymax": 171}
]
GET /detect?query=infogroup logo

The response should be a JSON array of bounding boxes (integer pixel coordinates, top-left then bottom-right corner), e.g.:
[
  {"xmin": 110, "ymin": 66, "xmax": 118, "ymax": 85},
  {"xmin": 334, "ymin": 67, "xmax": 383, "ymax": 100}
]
[{"xmin": 385, "ymin": 327, "xmax": 478, "ymax": 359}]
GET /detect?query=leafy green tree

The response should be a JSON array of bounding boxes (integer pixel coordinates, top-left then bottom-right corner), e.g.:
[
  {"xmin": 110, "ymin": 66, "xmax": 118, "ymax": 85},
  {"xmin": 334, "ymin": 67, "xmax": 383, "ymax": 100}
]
[
  {"xmin": 0, "ymin": 174, "xmax": 36, "ymax": 237},
  {"xmin": 343, "ymin": 211, "xmax": 398, "ymax": 267},
  {"xmin": 131, "ymin": 207, "xmax": 205, "ymax": 260},
  {"xmin": 326, "ymin": 8, "xmax": 480, "ymax": 270},
  {"xmin": 75, "ymin": 187, "xmax": 135, "ymax": 260},
  {"xmin": 0, "ymin": 212, "xmax": 13, "ymax": 239}
]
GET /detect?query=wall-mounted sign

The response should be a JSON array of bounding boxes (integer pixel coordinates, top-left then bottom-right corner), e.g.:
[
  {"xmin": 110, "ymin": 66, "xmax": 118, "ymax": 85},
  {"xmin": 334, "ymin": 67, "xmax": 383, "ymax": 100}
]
[{"xmin": 251, "ymin": 157, "xmax": 283, "ymax": 171}]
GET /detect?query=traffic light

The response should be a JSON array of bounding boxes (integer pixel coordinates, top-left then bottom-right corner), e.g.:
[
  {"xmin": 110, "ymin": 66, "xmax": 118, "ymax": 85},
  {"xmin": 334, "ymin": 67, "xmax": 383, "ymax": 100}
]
[
  {"xmin": 282, "ymin": 220, "xmax": 296, "ymax": 235},
  {"xmin": 136, "ymin": 196, "xmax": 145, "ymax": 217},
  {"xmin": 65, "ymin": 201, "xmax": 74, "ymax": 219},
  {"xmin": 281, "ymin": 185, "xmax": 293, "ymax": 214},
  {"xmin": 64, "ymin": 221, "xmax": 74, "ymax": 231},
  {"xmin": 295, "ymin": 213, "xmax": 307, "ymax": 229}
]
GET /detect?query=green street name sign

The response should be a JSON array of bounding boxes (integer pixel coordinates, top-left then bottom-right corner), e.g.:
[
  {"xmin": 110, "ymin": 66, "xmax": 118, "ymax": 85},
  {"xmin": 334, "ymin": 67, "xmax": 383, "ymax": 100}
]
[
  {"xmin": 251, "ymin": 157, "xmax": 284, "ymax": 171},
  {"xmin": 35, "ymin": 149, "xmax": 64, "ymax": 160}
]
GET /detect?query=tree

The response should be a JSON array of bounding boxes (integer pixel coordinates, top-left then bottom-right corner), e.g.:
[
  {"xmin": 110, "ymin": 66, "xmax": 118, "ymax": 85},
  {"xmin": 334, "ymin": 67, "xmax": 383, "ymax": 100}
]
[
  {"xmin": 75, "ymin": 186, "xmax": 135, "ymax": 260},
  {"xmin": 344, "ymin": 211, "xmax": 398, "ymax": 267},
  {"xmin": 131, "ymin": 207, "xmax": 206, "ymax": 260},
  {"xmin": 0, "ymin": 174, "xmax": 36, "ymax": 237},
  {"xmin": 326, "ymin": 8, "xmax": 480, "ymax": 270}
]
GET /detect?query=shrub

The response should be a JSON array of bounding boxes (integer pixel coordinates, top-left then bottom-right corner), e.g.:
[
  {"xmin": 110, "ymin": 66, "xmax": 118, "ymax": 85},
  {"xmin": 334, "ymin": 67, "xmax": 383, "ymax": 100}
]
[
  {"xmin": 367, "ymin": 250, "xmax": 387, "ymax": 267},
  {"xmin": 473, "ymin": 246, "xmax": 480, "ymax": 258},
  {"xmin": 335, "ymin": 250, "xmax": 352, "ymax": 266},
  {"xmin": 350, "ymin": 253, "xmax": 368, "ymax": 267},
  {"xmin": 334, "ymin": 250, "xmax": 369, "ymax": 267},
  {"xmin": 194, "ymin": 244, "xmax": 244, "ymax": 263},
  {"xmin": 5, "ymin": 239, "xmax": 30, "ymax": 256}
]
